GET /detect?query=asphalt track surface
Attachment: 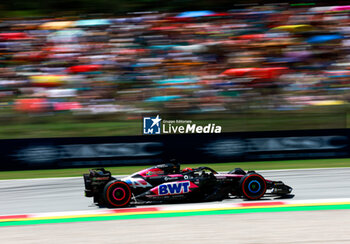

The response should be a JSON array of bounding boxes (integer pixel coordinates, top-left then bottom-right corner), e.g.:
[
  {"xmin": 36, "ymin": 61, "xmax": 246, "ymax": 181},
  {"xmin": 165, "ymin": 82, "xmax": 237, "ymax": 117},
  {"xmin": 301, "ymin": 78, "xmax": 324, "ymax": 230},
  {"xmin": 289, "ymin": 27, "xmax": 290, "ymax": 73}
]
[{"xmin": 1, "ymin": 168, "xmax": 350, "ymax": 215}]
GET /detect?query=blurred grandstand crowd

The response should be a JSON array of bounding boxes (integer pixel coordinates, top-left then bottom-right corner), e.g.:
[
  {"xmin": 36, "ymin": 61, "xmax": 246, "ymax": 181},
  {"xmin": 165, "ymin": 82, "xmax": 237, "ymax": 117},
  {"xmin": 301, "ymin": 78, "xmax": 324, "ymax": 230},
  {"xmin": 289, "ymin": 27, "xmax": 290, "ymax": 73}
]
[{"xmin": 0, "ymin": 5, "xmax": 350, "ymax": 115}]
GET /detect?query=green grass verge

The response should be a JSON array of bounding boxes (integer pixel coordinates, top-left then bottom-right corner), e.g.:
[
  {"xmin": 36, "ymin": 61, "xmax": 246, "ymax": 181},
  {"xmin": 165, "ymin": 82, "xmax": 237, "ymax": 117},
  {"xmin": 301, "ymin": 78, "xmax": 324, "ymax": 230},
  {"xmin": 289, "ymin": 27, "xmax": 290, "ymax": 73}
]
[
  {"xmin": 1, "ymin": 158, "xmax": 350, "ymax": 180},
  {"xmin": 0, "ymin": 107, "xmax": 345, "ymax": 139}
]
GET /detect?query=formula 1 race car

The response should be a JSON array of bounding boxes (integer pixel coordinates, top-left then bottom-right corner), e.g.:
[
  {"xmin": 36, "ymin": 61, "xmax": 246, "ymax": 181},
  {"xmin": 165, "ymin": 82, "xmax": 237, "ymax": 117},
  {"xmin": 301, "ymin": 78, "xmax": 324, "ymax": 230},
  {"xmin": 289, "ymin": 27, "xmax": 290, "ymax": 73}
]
[{"xmin": 83, "ymin": 163, "xmax": 293, "ymax": 208}]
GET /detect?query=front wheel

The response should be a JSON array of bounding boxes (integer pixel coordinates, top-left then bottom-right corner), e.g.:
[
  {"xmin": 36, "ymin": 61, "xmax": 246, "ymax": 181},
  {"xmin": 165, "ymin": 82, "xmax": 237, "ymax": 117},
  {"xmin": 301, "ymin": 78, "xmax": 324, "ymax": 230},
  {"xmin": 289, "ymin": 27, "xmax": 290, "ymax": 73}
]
[
  {"xmin": 103, "ymin": 181, "xmax": 132, "ymax": 207},
  {"xmin": 239, "ymin": 173, "xmax": 266, "ymax": 200}
]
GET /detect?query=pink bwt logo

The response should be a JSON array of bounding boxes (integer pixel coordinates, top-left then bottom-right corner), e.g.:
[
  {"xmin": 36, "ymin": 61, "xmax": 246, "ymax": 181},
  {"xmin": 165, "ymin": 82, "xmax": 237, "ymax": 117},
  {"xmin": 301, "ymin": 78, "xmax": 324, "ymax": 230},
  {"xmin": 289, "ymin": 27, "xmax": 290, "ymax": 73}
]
[{"xmin": 158, "ymin": 181, "xmax": 190, "ymax": 195}]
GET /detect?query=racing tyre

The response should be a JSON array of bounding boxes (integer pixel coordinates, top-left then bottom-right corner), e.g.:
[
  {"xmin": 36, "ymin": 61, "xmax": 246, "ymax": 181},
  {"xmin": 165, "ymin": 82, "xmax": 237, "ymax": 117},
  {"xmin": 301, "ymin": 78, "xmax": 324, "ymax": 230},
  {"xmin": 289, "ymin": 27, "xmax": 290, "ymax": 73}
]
[
  {"xmin": 239, "ymin": 173, "xmax": 266, "ymax": 200},
  {"xmin": 103, "ymin": 180, "xmax": 132, "ymax": 208}
]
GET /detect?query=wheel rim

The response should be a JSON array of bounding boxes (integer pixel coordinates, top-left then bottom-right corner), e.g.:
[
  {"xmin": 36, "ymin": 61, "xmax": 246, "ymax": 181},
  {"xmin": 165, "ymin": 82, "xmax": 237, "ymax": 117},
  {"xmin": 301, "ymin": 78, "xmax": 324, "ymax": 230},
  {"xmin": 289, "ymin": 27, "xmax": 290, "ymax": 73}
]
[
  {"xmin": 248, "ymin": 180, "xmax": 261, "ymax": 194},
  {"xmin": 106, "ymin": 181, "xmax": 132, "ymax": 207},
  {"xmin": 112, "ymin": 187, "xmax": 126, "ymax": 201}
]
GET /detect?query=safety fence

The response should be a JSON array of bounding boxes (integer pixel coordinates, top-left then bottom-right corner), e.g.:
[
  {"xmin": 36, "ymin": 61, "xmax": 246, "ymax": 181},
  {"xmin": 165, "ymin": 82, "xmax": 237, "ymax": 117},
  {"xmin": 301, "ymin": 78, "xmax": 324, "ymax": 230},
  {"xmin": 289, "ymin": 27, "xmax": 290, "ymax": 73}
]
[{"xmin": 0, "ymin": 129, "xmax": 349, "ymax": 170}]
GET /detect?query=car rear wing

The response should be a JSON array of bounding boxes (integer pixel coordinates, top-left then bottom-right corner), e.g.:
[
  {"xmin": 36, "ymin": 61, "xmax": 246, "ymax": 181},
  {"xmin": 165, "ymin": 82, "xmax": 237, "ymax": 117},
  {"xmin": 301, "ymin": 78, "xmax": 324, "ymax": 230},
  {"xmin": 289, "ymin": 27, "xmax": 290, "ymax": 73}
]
[
  {"xmin": 88, "ymin": 168, "xmax": 111, "ymax": 177},
  {"xmin": 83, "ymin": 168, "xmax": 113, "ymax": 197}
]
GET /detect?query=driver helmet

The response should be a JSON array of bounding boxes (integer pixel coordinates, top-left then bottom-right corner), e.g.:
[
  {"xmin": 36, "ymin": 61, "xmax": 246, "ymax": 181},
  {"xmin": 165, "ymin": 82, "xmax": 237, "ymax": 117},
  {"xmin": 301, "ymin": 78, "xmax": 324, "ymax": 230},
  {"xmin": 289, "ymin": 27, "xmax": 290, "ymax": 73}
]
[{"xmin": 169, "ymin": 159, "xmax": 180, "ymax": 173}]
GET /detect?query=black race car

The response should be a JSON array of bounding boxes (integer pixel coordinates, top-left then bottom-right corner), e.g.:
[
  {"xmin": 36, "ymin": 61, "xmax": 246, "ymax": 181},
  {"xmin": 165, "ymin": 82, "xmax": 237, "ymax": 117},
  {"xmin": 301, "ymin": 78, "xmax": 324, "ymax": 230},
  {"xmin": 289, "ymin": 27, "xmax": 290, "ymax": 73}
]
[{"xmin": 83, "ymin": 163, "xmax": 293, "ymax": 208}]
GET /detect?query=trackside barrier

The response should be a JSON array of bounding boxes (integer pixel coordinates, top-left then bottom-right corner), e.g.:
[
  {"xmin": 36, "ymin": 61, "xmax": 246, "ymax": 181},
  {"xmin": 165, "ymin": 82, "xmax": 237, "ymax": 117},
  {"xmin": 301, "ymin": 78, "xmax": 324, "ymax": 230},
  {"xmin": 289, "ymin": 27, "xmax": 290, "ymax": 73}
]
[{"xmin": 0, "ymin": 129, "xmax": 349, "ymax": 170}]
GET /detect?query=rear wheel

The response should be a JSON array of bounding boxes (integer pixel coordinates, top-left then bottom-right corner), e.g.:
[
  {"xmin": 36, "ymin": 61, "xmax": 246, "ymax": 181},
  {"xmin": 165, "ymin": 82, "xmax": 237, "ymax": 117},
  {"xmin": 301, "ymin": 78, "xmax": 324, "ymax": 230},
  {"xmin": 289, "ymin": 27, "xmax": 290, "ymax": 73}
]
[
  {"xmin": 239, "ymin": 173, "xmax": 266, "ymax": 200},
  {"xmin": 103, "ymin": 181, "xmax": 132, "ymax": 207}
]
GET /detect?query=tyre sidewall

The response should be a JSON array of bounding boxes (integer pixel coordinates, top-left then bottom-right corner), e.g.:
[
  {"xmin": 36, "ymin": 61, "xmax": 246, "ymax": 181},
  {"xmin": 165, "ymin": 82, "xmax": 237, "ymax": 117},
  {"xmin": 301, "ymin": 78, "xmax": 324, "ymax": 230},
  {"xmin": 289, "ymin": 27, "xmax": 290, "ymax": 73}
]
[
  {"xmin": 239, "ymin": 173, "xmax": 266, "ymax": 200},
  {"xmin": 103, "ymin": 180, "xmax": 132, "ymax": 207}
]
